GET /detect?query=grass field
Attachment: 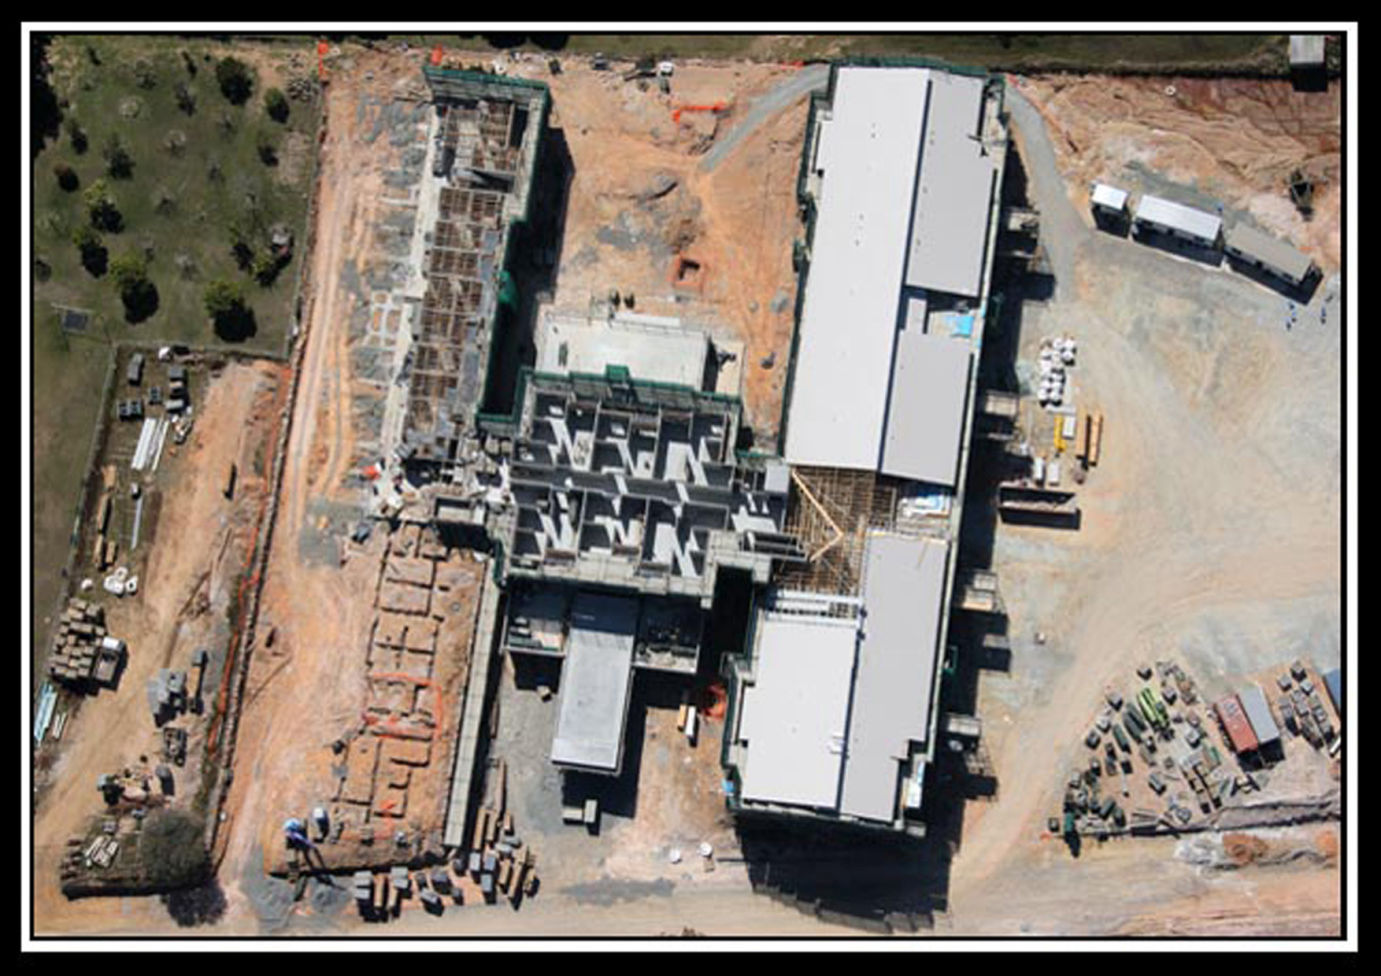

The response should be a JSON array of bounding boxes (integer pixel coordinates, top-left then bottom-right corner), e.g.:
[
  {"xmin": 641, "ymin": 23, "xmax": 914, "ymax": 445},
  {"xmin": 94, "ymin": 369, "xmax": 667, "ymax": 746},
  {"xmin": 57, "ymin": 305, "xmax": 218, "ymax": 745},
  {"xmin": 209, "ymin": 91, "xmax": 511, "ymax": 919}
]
[{"xmin": 30, "ymin": 34, "xmax": 321, "ymax": 662}]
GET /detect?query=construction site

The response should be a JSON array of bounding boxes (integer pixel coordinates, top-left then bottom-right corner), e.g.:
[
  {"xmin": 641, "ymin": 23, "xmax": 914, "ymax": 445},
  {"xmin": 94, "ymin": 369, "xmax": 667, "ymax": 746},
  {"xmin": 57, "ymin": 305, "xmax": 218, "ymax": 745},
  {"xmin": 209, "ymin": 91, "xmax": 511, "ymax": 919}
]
[{"xmin": 30, "ymin": 34, "xmax": 1346, "ymax": 940}]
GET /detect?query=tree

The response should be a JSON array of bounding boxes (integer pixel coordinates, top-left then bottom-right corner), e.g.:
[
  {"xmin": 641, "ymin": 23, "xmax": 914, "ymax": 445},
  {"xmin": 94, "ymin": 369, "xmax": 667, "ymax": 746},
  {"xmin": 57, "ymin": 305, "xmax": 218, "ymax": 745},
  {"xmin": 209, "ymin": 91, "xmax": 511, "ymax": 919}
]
[
  {"xmin": 72, "ymin": 225, "xmax": 108, "ymax": 276},
  {"xmin": 84, "ymin": 179, "xmax": 123, "ymax": 233},
  {"xmin": 65, "ymin": 118, "xmax": 88, "ymax": 154},
  {"xmin": 133, "ymin": 58, "xmax": 157, "ymax": 89},
  {"xmin": 109, "ymin": 251, "xmax": 159, "ymax": 322},
  {"xmin": 181, "ymin": 50, "xmax": 197, "ymax": 76},
  {"xmin": 253, "ymin": 250, "xmax": 284, "ymax": 286},
  {"xmin": 175, "ymin": 81, "xmax": 196, "ymax": 115},
  {"xmin": 103, "ymin": 134, "xmax": 134, "ymax": 179},
  {"xmin": 204, "ymin": 278, "xmax": 256, "ymax": 341},
  {"xmin": 256, "ymin": 135, "xmax": 277, "ymax": 166},
  {"xmin": 53, "ymin": 162, "xmax": 79, "ymax": 192},
  {"xmin": 264, "ymin": 87, "xmax": 289, "ymax": 123},
  {"xmin": 138, "ymin": 809, "xmax": 210, "ymax": 889},
  {"xmin": 164, "ymin": 129, "xmax": 188, "ymax": 156},
  {"xmin": 214, "ymin": 56, "xmax": 253, "ymax": 105}
]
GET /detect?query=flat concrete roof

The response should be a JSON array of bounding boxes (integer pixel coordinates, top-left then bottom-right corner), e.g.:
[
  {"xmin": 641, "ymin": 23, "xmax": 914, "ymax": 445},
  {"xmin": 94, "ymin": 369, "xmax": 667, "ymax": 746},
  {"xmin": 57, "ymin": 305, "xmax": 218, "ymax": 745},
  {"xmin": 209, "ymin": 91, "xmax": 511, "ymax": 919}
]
[
  {"xmin": 1224, "ymin": 223, "xmax": 1314, "ymax": 282},
  {"xmin": 1133, "ymin": 194, "xmax": 1222, "ymax": 244},
  {"xmin": 737, "ymin": 612, "xmax": 857, "ymax": 809},
  {"xmin": 880, "ymin": 327, "xmax": 973, "ymax": 487},
  {"xmin": 550, "ymin": 592, "xmax": 637, "ymax": 772},
  {"xmin": 784, "ymin": 67, "xmax": 931, "ymax": 473},
  {"xmin": 904, "ymin": 71, "xmax": 996, "ymax": 299},
  {"xmin": 839, "ymin": 534, "xmax": 950, "ymax": 822},
  {"xmin": 1091, "ymin": 183, "xmax": 1129, "ymax": 211},
  {"xmin": 536, "ymin": 312, "xmax": 709, "ymax": 389}
]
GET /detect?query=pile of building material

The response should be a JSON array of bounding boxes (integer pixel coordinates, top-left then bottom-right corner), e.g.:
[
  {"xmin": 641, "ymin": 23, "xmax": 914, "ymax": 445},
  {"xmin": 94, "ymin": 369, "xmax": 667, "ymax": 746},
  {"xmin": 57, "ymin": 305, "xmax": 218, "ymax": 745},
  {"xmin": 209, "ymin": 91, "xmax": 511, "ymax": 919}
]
[
  {"xmin": 47, "ymin": 599, "xmax": 126, "ymax": 690},
  {"xmin": 467, "ymin": 758, "xmax": 539, "ymax": 905},
  {"xmin": 102, "ymin": 565, "xmax": 138, "ymax": 597},
  {"xmin": 1037, "ymin": 335, "xmax": 1076, "ymax": 409}
]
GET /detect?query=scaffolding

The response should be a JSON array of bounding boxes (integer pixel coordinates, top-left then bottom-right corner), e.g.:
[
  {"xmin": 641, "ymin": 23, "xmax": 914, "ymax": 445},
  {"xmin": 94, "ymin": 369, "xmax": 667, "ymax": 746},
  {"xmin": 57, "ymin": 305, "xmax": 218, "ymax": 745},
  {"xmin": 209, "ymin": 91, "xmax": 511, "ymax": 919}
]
[{"xmin": 775, "ymin": 466, "xmax": 898, "ymax": 596}]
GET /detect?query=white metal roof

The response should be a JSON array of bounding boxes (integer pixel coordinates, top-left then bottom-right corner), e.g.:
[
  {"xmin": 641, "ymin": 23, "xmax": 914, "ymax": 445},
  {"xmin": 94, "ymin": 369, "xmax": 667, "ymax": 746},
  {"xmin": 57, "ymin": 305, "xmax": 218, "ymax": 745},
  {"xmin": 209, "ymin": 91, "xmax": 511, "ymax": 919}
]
[
  {"xmin": 783, "ymin": 67, "xmax": 932, "ymax": 472},
  {"xmin": 880, "ymin": 328, "xmax": 973, "ymax": 486},
  {"xmin": 1237, "ymin": 684, "xmax": 1281, "ymax": 745},
  {"xmin": 737, "ymin": 612, "xmax": 858, "ymax": 809},
  {"xmin": 904, "ymin": 71, "xmax": 996, "ymax": 299},
  {"xmin": 1133, "ymin": 194, "xmax": 1222, "ymax": 244},
  {"xmin": 1090, "ymin": 183, "xmax": 1129, "ymax": 212},
  {"xmin": 838, "ymin": 534, "xmax": 950, "ymax": 822},
  {"xmin": 1224, "ymin": 223, "xmax": 1314, "ymax": 282},
  {"xmin": 550, "ymin": 593, "xmax": 637, "ymax": 771}
]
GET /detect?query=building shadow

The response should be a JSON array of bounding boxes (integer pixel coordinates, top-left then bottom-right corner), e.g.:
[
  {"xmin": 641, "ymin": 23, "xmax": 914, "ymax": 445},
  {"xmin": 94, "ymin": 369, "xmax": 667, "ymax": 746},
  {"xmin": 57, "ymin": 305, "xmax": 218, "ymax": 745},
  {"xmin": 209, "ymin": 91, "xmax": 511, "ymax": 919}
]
[
  {"xmin": 1225, "ymin": 256, "xmax": 1323, "ymax": 304},
  {"xmin": 1092, "ymin": 209, "xmax": 1131, "ymax": 238},
  {"xmin": 1290, "ymin": 66, "xmax": 1328, "ymax": 93},
  {"xmin": 1130, "ymin": 225, "xmax": 1223, "ymax": 268},
  {"xmin": 482, "ymin": 125, "xmax": 575, "ymax": 417}
]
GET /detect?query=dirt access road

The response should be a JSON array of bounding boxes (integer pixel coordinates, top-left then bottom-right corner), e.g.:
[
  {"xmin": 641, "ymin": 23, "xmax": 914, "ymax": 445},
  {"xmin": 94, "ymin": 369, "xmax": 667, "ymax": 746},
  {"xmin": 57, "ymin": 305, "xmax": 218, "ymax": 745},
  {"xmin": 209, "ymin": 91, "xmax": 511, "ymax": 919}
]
[{"xmin": 33, "ymin": 359, "xmax": 286, "ymax": 934}]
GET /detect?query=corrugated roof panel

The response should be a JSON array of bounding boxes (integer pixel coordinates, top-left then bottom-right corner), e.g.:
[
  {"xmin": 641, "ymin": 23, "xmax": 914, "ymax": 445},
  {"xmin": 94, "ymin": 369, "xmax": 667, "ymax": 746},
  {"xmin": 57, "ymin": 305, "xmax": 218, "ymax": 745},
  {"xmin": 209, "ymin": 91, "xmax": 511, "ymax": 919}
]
[
  {"xmin": 839, "ymin": 534, "xmax": 950, "ymax": 823},
  {"xmin": 783, "ymin": 67, "xmax": 931, "ymax": 472},
  {"xmin": 904, "ymin": 71, "xmax": 996, "ymax": 299},
  {"xmin": 738, "ymin": 613, "xmax": 858, "ymax": 809},
  {"xmin": 880, "ymin": 329, "xmax": 972, "ymax": 486}
]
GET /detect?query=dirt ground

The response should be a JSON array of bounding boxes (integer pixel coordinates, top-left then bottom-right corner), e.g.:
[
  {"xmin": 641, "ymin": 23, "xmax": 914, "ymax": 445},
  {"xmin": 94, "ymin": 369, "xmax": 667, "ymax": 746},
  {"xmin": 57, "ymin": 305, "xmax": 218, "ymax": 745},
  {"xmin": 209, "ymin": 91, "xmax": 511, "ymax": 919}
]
[
  {"xmin": 937, "ymin": 85, "xmax": 1342, "ymax": 935},
  {"xmin": 496, "ymin": 55, "xmax": 812, "ymax": 442},
  {"xmin": 1012, "ymin": 74, "xmax": 1342, "ymax": 270},
  {"xmin": 32, "ymin": 359, "xmax": 286, "ymax": 933}
]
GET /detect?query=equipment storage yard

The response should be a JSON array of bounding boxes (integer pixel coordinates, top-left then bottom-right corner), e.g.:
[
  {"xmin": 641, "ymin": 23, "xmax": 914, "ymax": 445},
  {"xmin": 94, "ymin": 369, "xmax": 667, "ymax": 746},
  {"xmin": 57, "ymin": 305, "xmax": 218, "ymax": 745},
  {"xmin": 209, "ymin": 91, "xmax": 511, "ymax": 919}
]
[
  {"xmin": 30, "ymin": 39, "xmax": 1345, "ymax": 940},
  {"xmin": 32, "ymin": 355, "xmax": 288, "ymax": 927}
]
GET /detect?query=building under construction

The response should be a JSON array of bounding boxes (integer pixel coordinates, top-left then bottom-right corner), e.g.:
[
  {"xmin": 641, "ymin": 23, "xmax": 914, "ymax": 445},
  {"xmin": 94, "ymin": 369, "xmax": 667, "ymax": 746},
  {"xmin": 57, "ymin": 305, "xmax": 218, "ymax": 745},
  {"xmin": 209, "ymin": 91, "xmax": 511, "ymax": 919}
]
[
  {"xmin": 720, "ymin": 62, "xmax": 1010, "ymax": 835},
  {"xmin": 401, "ymin": 67, "xmax": 548, "ymax": 475},
  {"xmin": 433, "ymin": 61, "xmax": 1011, "ymax": 846}
]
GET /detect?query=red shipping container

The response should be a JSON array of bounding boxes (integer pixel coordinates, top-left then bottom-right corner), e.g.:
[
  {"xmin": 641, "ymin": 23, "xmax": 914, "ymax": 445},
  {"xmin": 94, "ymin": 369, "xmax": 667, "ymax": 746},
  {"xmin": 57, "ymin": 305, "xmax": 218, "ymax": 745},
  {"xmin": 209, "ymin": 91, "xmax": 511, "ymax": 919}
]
[{"xmin": 1214, "ymin": 695, "xmax": 1259, "ymax": 754}]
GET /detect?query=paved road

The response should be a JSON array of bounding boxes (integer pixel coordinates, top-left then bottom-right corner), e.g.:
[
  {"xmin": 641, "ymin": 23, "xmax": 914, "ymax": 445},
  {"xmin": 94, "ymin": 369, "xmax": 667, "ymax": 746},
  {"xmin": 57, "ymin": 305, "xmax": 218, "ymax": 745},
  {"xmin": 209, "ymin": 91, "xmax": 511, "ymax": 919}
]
[{"xmin": 698, "ymin": 64, "xmax": 830, "ymax": 175}]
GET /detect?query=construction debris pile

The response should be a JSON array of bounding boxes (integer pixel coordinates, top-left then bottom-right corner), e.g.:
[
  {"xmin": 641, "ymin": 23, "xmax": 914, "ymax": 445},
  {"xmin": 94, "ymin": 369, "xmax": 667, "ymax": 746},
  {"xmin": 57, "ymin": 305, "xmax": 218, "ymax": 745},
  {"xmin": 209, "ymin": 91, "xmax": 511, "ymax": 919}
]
[{"xmin": 46, "ymin": 598, "xmax": 125, "ymax": 691}]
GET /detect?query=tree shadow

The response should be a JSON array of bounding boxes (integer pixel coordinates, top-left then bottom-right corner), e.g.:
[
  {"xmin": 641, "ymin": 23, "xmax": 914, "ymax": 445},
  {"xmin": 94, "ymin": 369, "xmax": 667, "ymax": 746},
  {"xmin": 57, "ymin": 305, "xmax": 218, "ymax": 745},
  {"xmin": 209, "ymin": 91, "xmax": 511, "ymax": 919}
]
[
  {"xmin": 123, "ymin": 281, "xmax": 160, "ymax": 324},
  {"xmin": 163, "ymin": 879, "xmax": 228, "ymax": 927},
  {"xmin": 213, "ymin": 306, "xmax": 258, "ymax": 343}
]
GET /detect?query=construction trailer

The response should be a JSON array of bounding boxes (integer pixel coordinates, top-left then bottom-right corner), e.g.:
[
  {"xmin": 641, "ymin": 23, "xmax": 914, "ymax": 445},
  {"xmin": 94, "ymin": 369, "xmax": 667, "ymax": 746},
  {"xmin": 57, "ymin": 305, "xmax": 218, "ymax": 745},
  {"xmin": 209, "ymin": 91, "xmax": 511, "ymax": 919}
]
[
  {"xmin": 1223, "ymin": 223, "xmax": 1316, "ymax": 288},
  {"xmin": 1132, "ymin": 195, "xmax": 1223, "ymax": 249}
]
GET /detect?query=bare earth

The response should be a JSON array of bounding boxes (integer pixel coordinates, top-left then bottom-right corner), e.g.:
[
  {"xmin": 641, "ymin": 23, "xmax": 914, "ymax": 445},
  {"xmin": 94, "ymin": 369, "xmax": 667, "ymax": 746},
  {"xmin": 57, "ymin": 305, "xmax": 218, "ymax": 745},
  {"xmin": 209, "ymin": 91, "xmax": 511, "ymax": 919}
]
[
  {"xmin": 1014, "ymin": 74, "xmax": 1342, "ymax": 270},
  {"xmin": 33, "ymin": 359, "xmax": 286, "ymax": 933}
]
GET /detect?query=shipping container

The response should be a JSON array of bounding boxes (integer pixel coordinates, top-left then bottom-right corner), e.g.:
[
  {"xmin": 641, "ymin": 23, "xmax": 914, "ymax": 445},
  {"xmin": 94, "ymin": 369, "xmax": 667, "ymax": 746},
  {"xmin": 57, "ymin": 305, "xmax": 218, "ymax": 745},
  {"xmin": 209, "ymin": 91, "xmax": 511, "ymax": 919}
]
[
  {"xmin": 1213, "ymin": 695, "xmax": 1259, "ymax": 754},
  {"xmin": 1237, "ymin": 684, "xmax": 1281, "ymax": 745}
]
